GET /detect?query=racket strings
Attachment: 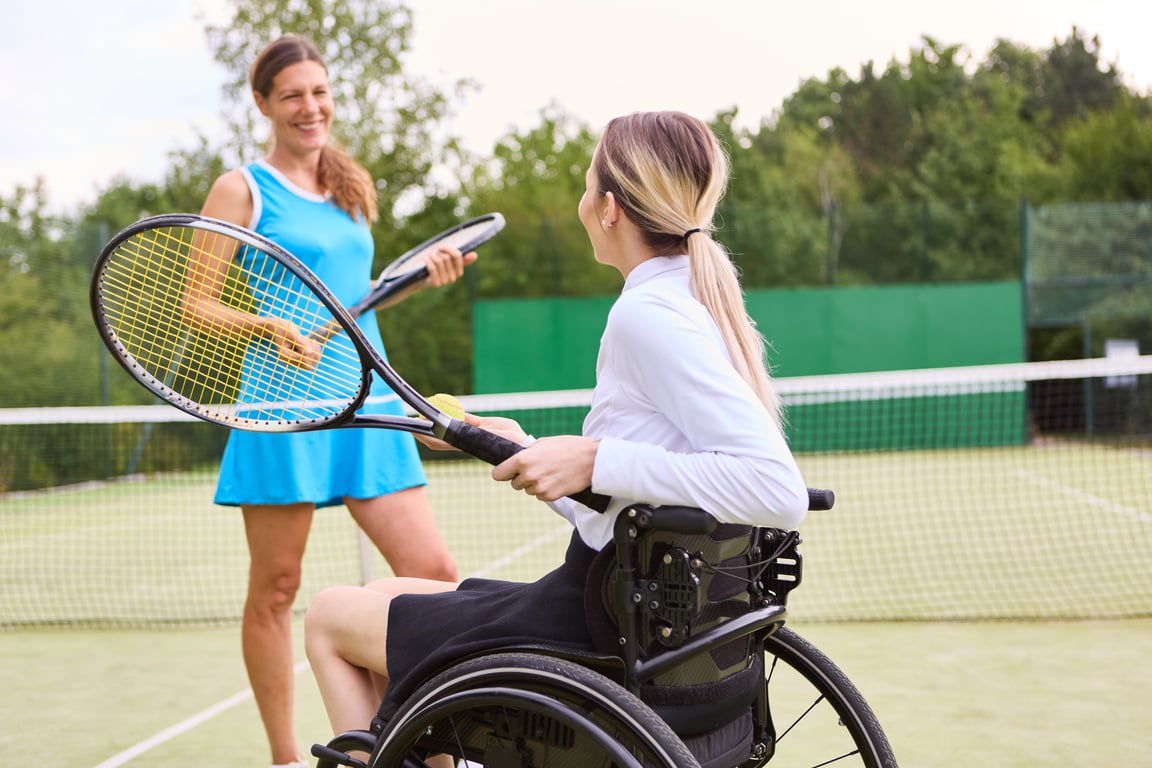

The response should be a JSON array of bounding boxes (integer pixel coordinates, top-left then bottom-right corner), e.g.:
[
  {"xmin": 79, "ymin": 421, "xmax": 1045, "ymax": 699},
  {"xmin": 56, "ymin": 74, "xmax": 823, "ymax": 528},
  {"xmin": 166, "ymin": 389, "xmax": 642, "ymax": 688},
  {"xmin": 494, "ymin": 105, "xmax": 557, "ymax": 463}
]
[{"xmin": 97, "ymin": 225, "xmax": 366, "ymax": 428}]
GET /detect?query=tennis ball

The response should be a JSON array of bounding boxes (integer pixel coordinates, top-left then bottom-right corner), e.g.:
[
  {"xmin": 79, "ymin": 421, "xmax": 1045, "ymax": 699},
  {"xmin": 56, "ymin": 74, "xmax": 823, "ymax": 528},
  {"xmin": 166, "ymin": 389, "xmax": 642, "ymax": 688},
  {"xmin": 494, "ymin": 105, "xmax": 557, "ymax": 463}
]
[{"xmin": 428, "ymin": 393, "xmax": 466, "ymax": 420}]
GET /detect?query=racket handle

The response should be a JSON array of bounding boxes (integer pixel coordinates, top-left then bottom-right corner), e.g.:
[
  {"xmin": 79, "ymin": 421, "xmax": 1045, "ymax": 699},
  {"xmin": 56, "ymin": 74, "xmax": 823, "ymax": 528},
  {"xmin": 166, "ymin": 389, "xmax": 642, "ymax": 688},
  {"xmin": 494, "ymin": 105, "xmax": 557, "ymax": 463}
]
[
  {"xmin": 567, "ymin": 488, "xmax": 612, "ymax": 513},
  {"xmin": 446, "ymin": 422, "xmax": 611, "ymax": 513}
]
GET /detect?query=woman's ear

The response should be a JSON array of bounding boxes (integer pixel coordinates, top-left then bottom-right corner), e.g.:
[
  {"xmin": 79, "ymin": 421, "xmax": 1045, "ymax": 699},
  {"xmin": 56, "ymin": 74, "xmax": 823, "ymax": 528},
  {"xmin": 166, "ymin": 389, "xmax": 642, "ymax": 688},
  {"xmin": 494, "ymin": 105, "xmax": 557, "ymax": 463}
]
[
  {"xmin": 601, "ymin": 191, "xmax": 620, "ymax": 230},
  {"xmin": 253, "ymin": 91, "xmax": 270, "ymax": 117}
]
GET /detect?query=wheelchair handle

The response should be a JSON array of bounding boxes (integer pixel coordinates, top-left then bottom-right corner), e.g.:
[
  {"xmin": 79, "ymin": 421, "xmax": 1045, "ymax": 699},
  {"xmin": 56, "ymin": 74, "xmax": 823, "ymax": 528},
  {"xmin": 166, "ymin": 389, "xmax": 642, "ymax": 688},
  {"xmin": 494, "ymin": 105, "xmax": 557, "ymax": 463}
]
[
  {"xmin": 808, "ymin": 487, "xmax": 835, "ymax": 511},
  {"xmin": 623, "ymin": 488, "xmax": 834, "ymax": 534},
  {"xmin": 628, "ymin": 504, "xmax": 718, "ymax": 534}
]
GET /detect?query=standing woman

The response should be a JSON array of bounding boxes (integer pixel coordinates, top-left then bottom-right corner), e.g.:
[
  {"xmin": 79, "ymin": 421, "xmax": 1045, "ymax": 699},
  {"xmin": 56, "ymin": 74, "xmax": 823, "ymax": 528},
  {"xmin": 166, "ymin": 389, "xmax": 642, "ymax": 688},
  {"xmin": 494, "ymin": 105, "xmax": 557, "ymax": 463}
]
[
  {"xmin": 197, "ymin": 36, "xmax": 465, "ymax": 768},
  {"xmin": 303, "ymin": 111, "xmax": 810, "ymax": 743}
]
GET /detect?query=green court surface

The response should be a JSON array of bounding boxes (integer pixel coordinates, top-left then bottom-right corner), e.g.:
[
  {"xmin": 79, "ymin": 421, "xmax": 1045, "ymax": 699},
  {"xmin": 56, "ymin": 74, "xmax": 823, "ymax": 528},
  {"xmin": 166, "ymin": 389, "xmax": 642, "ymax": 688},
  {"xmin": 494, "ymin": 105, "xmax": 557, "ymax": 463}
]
[
  {"xmin": 2, "ymin": 444, "xmax": 1150, "ymax": 765},
  {"xmin": 4, "ymin": 443, "xmax": 1150, "ymax": 627},
  {"xmin": 2, "ymin": 619, "xmax": 1150, "ymax": 766}
]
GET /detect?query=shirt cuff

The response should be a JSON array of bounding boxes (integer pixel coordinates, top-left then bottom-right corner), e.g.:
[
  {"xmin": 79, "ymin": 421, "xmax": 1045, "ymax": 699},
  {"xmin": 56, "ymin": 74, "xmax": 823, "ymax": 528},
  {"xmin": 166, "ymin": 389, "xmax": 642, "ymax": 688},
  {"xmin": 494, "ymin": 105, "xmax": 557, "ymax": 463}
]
[{"xmin": 591, "ymin": 436, "xmax": 644, "ymax": 497}]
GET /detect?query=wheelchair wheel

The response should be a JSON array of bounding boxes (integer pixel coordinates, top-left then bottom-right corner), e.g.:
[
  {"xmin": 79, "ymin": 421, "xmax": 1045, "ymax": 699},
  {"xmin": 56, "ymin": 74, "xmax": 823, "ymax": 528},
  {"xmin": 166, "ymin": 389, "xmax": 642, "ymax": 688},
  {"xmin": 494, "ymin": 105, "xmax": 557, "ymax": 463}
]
[
  {"xmin": 760, "ymin": 627, "xmax": 898, "ymax": 768},
  {"xmin": 370, "ymin": 652, "xmax": 701, "ymax": 768}
]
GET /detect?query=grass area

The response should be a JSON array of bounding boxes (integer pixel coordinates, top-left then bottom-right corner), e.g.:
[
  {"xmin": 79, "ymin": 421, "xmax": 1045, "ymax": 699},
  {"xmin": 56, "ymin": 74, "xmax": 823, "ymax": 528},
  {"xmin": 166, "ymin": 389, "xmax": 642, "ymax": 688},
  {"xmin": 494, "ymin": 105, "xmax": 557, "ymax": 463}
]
[
  {"xmin": 2, "ymin": 442, "xmax": 1150, "ymax": 764},
  {"xmin": 4, "ymin": 443, "xmax": 1150, "ymax": 627},
  {"xmin": 3, "ymin": 619, "xmax": 1149, "ymax": 766}
]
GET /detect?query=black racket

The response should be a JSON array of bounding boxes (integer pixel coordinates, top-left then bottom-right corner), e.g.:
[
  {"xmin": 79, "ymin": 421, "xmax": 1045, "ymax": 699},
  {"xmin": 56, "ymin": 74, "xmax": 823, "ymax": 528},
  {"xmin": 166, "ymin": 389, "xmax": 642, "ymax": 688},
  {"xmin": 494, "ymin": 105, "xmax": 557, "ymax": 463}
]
[
  {"xmin": 350, "ymin": 212, "xmax": 504, "ymax": 317},
  {"xmin": 89, "ymin": 213, "xmax": 609, "ymax": 512}
]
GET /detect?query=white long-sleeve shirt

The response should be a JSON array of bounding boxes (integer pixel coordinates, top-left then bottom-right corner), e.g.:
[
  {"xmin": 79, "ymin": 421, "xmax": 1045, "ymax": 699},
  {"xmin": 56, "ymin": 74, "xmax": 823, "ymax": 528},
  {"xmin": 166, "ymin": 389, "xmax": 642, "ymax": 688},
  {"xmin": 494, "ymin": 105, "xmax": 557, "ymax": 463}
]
[{"xmin": 547, "ymin": 254, "xmax": 809, "ymax": 549}]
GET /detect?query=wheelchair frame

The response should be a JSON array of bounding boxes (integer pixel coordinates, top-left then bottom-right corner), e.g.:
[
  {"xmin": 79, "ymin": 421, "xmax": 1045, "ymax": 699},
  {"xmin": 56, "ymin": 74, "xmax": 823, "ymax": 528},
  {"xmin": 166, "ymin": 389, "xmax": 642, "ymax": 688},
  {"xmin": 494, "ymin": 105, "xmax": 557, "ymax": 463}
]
[{"xmin": 313, "ymin": 490, "xmax": 898, "ymax": 768}]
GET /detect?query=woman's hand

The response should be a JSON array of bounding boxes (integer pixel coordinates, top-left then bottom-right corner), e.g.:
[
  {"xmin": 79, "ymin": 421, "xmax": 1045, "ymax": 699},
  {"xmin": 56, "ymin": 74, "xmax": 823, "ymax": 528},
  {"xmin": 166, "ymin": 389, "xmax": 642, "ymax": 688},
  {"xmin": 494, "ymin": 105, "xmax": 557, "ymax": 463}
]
[
  {"xmin": 263, "ymin": 318, "xmax": 322, "ymax": 369},
  {"xmin": 491, "ymin": 435, "xmax": 599, "ymax": 502},
  {"xmin": 422, "ymin": 246, "xmax": 478, "ymax": 288},
  {"xmin": 414, "ymin": 413, "xmax": 529, "ymax": 452},
  {"xmin": 466, "ymin": 414, "xmax": 530, "ymax": 445}
]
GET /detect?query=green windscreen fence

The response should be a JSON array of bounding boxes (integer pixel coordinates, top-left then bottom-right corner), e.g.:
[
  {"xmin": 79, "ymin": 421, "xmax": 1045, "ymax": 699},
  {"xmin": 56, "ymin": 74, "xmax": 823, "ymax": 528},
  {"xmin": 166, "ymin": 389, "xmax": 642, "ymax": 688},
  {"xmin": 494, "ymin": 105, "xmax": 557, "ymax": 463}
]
[{"xmin": 473, "ymin": 281, "xmax": 1025, "ymax": 450}]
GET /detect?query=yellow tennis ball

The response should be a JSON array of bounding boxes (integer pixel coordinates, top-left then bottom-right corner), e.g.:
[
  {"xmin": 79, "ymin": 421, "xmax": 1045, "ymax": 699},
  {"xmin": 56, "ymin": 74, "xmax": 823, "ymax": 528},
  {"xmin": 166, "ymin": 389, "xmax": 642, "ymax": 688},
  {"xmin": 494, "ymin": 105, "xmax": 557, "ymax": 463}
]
[{"xmin": 428, "ymin": 393, "xmax": 466, "ymax": 420}]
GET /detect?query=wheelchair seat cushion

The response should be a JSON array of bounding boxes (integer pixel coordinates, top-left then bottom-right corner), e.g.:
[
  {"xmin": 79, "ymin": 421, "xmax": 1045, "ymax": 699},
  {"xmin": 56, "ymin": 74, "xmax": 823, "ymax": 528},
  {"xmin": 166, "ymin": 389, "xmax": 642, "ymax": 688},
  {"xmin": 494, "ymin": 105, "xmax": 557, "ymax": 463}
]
[
  {"xmin": 642, "ymin": 653, "xmax": 764, "ymax": 737},
  {"xmin": 680, "ymin": 710, "xmax": 755, "ymax": 768},
  {"xmin": 380, "ymin": 531, "xmax": 600, "ymax": 716}
]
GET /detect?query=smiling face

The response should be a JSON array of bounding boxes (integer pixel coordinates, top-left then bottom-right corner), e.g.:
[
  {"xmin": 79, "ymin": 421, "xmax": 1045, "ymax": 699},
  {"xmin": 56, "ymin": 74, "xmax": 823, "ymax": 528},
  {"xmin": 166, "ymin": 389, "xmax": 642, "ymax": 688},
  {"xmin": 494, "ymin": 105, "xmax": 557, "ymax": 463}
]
[{"xmin": 254, "ymin": 60, "xmax": 334, "ymax": 157}]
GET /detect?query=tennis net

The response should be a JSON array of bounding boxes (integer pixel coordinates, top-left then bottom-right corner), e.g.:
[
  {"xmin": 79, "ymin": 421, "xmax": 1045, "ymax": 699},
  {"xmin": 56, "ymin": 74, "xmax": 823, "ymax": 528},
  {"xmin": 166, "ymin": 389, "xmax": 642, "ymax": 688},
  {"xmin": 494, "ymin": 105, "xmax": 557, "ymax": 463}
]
[{"xmin": 2, "ymin": 355, "xmax": 1150, "ymax": 628}]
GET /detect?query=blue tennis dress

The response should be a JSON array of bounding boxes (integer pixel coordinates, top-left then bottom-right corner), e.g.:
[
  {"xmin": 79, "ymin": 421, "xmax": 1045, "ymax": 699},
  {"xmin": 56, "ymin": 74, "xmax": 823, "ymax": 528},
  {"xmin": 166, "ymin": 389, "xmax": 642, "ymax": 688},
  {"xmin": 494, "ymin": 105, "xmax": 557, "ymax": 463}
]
[{"xmin": 213, "ymin": 160, "xmax": 426, "ymax": 508}]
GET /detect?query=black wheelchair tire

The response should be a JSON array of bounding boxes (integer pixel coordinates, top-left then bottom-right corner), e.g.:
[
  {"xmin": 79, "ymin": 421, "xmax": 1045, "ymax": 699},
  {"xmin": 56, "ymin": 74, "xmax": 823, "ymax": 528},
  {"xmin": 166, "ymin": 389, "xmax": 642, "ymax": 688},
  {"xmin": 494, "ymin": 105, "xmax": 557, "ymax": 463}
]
[
  {"xmin": 371, "ymin": 651, "xmax": 701, "ymax": 768},
  {"xmin": 761, "ymin": 627, "xmax": 898, "ymax": 768}
]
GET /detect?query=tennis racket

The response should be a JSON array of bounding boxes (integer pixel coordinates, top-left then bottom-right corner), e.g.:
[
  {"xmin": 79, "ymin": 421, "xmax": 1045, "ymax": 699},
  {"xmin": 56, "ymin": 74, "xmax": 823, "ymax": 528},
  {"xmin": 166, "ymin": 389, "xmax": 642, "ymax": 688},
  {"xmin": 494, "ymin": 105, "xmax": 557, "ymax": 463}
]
[
  {"xmin": 350, "ymin": 212, "xmax": 504, "ymax": 317},
  {"xmin": 89, "ymin": 213, "xmax": 610, "ymax": 512}
]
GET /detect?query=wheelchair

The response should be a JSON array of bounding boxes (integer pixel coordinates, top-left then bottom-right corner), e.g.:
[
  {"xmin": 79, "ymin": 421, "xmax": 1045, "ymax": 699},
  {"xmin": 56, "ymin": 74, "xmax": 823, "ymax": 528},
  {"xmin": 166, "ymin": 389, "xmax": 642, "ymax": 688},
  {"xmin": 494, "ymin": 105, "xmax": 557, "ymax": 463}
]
[{"xmin": 312, "ymin": 489, "xmax": 898, "ymax": 768}]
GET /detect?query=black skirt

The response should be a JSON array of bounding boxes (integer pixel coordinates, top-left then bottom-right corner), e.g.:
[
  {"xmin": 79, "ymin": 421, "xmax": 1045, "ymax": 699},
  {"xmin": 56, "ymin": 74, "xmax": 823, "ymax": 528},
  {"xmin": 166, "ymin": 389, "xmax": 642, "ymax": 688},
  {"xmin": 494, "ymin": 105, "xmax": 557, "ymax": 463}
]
[{"xmin": 382, "ymin": 530, "xmax": 603, "ymax": 712}]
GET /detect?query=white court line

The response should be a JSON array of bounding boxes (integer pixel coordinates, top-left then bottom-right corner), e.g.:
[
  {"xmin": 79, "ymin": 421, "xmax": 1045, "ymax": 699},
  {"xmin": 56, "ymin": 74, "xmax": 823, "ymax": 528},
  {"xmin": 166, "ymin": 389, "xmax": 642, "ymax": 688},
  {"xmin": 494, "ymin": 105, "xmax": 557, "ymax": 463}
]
[
  {"xmin": 1015, "ymin": 469, "xmax": 1152, "ymax": 524},
  {"xmin": 465, "ymin": 523, "xmax": 572, "ymax": 579},
  {"xmin": 90, "ymin": 661, "xmax": 306, "ymax": 768},
  {"xmin": 90, "ymin": 526, "xmax": 569, "ymax": 767}
]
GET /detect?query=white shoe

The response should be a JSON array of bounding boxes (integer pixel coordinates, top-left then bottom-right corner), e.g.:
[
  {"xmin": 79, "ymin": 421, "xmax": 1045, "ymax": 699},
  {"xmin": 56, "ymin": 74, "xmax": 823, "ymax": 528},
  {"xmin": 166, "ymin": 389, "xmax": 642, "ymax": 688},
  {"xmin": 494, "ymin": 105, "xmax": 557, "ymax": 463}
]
[{"xmin": 271, "ymin": 757, "xmax": 309, "ymax": 768}]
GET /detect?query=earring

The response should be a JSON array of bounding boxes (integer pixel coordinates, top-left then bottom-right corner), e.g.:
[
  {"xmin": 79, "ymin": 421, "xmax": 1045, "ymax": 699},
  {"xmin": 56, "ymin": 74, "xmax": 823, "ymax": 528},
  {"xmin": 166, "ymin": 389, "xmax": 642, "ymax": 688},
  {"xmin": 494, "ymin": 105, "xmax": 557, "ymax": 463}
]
[{"xmin": 603, "ymin": 220, "xmax": 614, "ymax": 229}]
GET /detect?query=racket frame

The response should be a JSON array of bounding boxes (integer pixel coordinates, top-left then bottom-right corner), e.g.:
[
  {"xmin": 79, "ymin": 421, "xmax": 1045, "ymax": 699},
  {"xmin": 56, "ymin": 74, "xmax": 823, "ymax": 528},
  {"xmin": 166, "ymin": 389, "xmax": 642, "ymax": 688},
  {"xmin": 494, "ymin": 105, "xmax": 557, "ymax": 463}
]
[
  {"xmin": 90, "ymin": 213, "xmax": 610, "ymax": 512},
  {"xmin": 347, "ymin": 212, "xmax": 506, "ymax": 318}
]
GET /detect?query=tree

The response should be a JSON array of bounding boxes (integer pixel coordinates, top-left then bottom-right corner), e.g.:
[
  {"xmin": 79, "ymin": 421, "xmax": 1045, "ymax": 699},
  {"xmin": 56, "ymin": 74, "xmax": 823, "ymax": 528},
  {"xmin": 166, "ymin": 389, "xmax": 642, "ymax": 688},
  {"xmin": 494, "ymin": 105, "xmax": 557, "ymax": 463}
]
[
  {"xmin": 0, "ymin": 184, "xmax": 96, "ymax": 407},
  {"xmin": 1058, "ymin": 94, "xmax": 1152, "ymax": 202},
  {"xmin": 716, "ymin": 111, "xmax": 858, "ymax": 287},
  {"xmin": 465, "ymin": 105, "xmax": 607, "ymax": 298},
  {"xmin": 1043, "ymin": 28, "xmax": 1124, "ymax": 127}
]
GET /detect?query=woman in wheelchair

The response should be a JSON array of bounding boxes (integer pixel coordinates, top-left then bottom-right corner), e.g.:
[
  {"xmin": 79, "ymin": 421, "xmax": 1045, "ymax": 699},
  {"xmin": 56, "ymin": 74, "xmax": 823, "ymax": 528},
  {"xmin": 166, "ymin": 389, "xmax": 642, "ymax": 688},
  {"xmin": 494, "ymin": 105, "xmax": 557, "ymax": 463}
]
[{"xmin": 304, "ymin": 110, "xmax": 812, "ymax": 767}]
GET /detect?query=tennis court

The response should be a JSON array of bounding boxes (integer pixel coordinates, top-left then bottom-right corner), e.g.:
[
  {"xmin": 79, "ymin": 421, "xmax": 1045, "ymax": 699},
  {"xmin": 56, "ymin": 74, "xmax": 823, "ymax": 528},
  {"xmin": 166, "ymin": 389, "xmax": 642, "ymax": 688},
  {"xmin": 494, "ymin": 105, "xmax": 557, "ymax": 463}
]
[
  {"xmin": 3, "ymin": 359, "xmax": 1150, "ymax": 765},
  {"xmin": 4, "ymin": 439, "xmax": 1149, "ymax": 628},
  {"xmin": 3, "ymin": 461, "xmax": 1150, "ymax": 766}
]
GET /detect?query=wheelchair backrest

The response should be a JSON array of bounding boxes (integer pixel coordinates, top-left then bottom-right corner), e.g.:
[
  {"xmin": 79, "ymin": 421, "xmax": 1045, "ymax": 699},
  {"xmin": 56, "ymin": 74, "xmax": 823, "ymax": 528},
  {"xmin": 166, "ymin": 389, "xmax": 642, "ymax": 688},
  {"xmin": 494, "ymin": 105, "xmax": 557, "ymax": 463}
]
[{"xmin": 585, "ymin": 504, "xmax": 802, "ymax": 690}]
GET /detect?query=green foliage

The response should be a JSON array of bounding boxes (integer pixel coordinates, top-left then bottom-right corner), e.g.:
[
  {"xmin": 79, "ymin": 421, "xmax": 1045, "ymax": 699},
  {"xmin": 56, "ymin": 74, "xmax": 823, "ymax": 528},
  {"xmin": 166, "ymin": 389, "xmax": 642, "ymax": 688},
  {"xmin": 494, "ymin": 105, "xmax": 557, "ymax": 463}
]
[
  {"xmin": 464, "ymin": 105, "xmax": 613, "ymax": 298},
  {"xmin": 1058, "ymin": 95, "xmax": 1152, "ymax": 201},
  {"xmin": 0, "ymin": 184, "xmax": 98, "ymax": 408},
  {"xmin": 4, "ymin": 17, "xmax": 1152, "ymax": 490}
]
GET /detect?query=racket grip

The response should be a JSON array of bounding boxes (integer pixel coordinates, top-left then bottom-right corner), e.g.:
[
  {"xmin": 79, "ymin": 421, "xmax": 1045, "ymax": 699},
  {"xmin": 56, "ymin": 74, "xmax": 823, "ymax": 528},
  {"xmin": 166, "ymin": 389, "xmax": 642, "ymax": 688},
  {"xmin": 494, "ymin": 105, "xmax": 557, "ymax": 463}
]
[
  {"xmin": 446, "ymin": 422, "xmax": 611, "ymax": 513},
  {"xmin": 807, "ymin": 488, "xmax": 835, "ymax": 511}
]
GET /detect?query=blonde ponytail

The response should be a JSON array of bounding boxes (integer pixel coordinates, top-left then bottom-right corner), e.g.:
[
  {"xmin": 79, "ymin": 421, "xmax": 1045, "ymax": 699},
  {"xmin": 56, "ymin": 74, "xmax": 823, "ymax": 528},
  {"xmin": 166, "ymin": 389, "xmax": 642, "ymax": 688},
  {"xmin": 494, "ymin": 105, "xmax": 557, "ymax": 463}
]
[
  {"xmin": 686, "ymin": 235, "xmax": 781, "ymax": 425},
  {"xmin": 596, "ymin": 111, "xmax": 783, "ymax": 427}
]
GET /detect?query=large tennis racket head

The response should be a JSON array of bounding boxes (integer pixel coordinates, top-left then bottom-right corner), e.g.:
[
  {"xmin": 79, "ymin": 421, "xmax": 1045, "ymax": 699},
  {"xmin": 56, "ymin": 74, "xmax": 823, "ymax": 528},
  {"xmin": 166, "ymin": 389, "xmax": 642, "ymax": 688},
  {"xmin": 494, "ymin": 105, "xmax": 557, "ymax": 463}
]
[
  {"xmin": 90, "ymin": 212, "xmax": 611, "ymax": 512},
  {"xmin": 90, "ymin": 214, "xmax": 381, "ymax": 432},
  {"xmin": 348, "ymin": 212, "xmax": 505, "ymax": 316}
]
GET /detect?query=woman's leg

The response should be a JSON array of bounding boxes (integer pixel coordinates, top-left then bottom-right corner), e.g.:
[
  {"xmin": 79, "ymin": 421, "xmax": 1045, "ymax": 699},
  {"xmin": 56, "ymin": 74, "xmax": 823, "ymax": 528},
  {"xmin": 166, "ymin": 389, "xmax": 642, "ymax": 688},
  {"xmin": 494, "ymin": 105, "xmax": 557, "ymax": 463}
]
[
  {"xmin": 346, "ymin": 486, "xmax": 458, "ymax": 581},
  {"xmin": 304, "ymin": 577, "xmax": 458, "ymax": 734},
  {"xmin": 242, "ymin": 502, "xmax": 314, "ymax": 766}
]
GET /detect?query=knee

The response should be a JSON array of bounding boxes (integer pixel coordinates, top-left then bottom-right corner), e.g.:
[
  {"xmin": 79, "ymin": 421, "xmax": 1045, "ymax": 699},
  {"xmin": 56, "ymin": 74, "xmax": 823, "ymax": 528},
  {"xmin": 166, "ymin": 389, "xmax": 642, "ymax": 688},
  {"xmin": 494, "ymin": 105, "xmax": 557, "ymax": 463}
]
[
  {"xmin": 389, "ymin": 552, "xmax": 458, "ymax": 582},
  {"xmin": 248, "ymin": 568, "xmax": 304, "ymax": 615},
  {"xmin": 425, "ymin": 554, "xmax": 459, "ymax": 583},
  {"xmin": 303, "ymin": 585, "xmax": 350, "ymax": 654}
]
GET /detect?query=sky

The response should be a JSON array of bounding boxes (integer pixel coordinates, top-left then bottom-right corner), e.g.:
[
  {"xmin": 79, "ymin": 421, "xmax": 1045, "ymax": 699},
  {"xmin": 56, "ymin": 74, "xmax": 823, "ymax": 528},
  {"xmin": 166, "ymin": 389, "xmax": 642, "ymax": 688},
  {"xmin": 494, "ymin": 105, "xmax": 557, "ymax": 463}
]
[{"xmin": 2, "ymin": 0, "xmax": 1149, "ymax": 212}]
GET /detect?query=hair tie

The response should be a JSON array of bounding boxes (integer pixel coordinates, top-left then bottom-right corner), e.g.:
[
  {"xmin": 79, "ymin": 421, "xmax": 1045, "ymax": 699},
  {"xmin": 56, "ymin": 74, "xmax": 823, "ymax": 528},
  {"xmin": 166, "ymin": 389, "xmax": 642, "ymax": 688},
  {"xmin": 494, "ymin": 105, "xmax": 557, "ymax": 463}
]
[{"xmin": 682, "ymin": 227, "xmax": 702, "ymax": 241}]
